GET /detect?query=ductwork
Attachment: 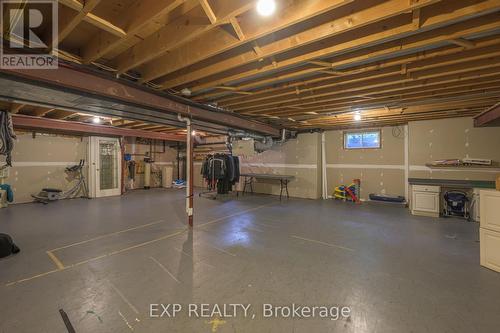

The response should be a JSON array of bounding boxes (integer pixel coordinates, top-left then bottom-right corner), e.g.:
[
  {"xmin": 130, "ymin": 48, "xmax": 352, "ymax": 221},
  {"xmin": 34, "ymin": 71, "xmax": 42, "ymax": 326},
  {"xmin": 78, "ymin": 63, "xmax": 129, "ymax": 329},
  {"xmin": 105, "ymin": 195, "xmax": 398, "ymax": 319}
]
[
  {"xmin": 254, "ymin": 137, "xmax": 274, "ymax": 152},
  {"xmin": 228, "ymin": 128, "xmax": 288, "ymax": 153}
]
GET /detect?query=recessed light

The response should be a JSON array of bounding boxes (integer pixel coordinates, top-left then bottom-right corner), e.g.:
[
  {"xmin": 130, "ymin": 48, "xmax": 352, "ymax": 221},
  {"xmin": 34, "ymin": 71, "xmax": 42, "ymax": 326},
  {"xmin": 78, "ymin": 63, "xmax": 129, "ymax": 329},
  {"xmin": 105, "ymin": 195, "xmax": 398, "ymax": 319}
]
[{"xmin": 257, "ymin": 0, "xmax": 276, "ymax": 16}]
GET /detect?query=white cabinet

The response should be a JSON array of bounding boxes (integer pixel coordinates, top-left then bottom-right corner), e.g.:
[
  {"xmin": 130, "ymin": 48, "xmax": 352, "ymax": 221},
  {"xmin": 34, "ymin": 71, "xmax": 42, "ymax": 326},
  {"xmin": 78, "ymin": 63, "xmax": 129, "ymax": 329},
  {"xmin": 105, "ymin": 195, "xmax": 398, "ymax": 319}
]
[
  {"xmin": 411, "ymin": 185, "xmax": 440, "ymax": 217},
  {"xmin": 480, "ymin": 190, "xmax": 500, "ymax": 232},
  {"xmin": 480, "ymin": 228, "xmax": 500, "ymax": 273},
  {"xmin": 480, "ymin": 190, "xmax": 500, "ymax": 273}
]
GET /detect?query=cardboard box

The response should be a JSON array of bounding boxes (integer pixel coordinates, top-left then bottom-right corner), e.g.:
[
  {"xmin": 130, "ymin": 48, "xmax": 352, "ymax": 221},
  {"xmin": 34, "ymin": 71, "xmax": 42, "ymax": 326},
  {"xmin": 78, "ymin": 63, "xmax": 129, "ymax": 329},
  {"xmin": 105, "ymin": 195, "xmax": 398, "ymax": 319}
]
[{"xmin": 496, "ymin": 175, "xmax": 500, "ymax": 191}]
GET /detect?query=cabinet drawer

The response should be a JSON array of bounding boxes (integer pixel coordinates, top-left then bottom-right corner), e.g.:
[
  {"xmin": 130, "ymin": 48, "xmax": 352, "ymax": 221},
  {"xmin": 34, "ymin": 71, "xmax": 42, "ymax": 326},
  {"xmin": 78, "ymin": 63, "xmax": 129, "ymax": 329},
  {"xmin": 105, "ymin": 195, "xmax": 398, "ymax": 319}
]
[
  {"xmin": 480, "ymin": 228, "xmax": 500, "ymax": 273},
  {"xmin": 412, "ymin": 185, "xmax": 440, "ymax": 193}
]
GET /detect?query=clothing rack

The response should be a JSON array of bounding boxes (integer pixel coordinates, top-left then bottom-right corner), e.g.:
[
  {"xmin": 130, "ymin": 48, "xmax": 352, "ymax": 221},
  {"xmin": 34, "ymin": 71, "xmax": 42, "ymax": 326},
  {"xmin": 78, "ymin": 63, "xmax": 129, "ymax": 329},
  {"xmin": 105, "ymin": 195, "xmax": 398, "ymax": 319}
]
[
  {"xmin": 199, "ymin": 153, "xmax": 240, "ymax": 200},
  {"xmin": 199, "ymin": 157, "xmax": 225, "ymax": 199}
]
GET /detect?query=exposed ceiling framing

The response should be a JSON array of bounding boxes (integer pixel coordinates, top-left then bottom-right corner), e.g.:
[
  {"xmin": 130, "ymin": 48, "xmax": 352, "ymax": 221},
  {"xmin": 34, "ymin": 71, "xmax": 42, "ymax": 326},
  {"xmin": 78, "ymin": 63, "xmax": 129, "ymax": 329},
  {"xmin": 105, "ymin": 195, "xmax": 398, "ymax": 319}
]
[{"xmin": 2, "ymin": 0, "xmax": 499, "ymax": 131}]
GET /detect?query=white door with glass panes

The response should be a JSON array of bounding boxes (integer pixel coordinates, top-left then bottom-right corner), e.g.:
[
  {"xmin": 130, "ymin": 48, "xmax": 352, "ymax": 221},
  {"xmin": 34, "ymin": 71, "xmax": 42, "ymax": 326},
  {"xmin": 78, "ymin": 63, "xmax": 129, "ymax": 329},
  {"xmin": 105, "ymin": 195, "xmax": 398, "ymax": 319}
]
[{"xmin": 89, "ymin": 137, "xmax": 121, "ymax": 198}]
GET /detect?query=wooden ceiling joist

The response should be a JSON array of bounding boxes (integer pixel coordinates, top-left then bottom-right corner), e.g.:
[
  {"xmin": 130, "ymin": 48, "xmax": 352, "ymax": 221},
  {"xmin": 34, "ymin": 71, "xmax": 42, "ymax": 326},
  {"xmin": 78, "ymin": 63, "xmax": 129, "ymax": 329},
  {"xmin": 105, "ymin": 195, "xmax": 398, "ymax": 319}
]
[
  {"xmin": 187, "ymin": 3, "xmax": 500, "ymax": 96},
  {"xmin": 267, "ymin": 81, "xmax": 500, "ymax": 118},
  {"xmin": 221, "ymin": 41, "xmax": 500, "ymax": 112},
  {"xmin": 141, "ymin": 0, "xmax": 352, "ymax": 83},
  {"xmin": 116, "ymin": 0, "xmax": 255, "ymax": 76},
  {"xmin": 55, "ymin": 0, "xmax": 101, "ymax": 47},
  {"xmin": 236, "ymin": 58, "xmax": 500, "ymax": 114},
  {"xmin": 159, "ymin": 0, "xmax": 475, "ymax": 90},
  {"xmin": 82, "ymin": 0, "xmax": 191, "ymax": 64},
  {"xmin": 6, "ymin": 0, "xmax": 499, "ymax": 130},
  {"xmin": 196, "ymin": 15, "xmax": 500, "ymax": 102},
  {"xmin": 12, "ymin": 115, "xmax": 186, "ymax": 142}
]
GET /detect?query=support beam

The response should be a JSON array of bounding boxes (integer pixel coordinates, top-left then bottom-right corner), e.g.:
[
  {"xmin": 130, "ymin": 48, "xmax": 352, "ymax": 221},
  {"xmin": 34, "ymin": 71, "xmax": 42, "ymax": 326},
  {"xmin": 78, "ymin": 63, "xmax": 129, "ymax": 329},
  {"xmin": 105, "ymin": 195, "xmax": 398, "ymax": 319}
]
[
  {"xmin": 0, "ymin": 63, "xmax": 279, "ymax": 136},
  {"xmin": 474, "ymin": 103, "xmax": 500, "ymax": 127},
  {"xmin": 12, "ymin": 115, "xmax": 186, "ymax": 141}
]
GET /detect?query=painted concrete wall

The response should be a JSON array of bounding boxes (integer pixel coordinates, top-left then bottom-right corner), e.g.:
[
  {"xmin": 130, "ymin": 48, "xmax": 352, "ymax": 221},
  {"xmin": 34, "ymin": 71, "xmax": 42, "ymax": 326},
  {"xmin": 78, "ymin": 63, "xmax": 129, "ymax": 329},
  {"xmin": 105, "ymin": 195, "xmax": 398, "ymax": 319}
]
[
  {"xmin": 3, "ymin": 117, "xmax": 498, "ymax": 204},
  {"xmin": 0, "ymin": 132, "xmax": 87, "ymax": 204},
  {"xmin": 194, "ymin": 133, "xmax": 321, "ymax": 199},
  {"xmin": 239, "ymin": 133, "xmax": 321, "ymax": 199},
  {"xmin": 325, "ymin": 126, "xmax": 406, "ymax": 200},
  {"xmin": 409, "ymin": 117, "xmax": 500, "ymax": 181}
]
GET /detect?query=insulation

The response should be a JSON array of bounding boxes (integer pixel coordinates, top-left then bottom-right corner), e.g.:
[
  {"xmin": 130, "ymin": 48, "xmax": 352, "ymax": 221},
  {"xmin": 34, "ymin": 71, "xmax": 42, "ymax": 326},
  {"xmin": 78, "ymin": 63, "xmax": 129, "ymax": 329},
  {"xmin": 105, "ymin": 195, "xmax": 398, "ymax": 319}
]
[{"xmin": 0, "ymin": 111, "xmax": 16, "ymax": 166}]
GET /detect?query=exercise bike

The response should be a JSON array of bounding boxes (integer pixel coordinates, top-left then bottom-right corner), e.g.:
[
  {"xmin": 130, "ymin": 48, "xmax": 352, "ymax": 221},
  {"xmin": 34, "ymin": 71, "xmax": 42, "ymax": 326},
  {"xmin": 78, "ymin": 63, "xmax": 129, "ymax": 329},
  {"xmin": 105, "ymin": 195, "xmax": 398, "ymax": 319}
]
[{"xmin": 32, "ymin": 160, "xmax": 89, "ymax": 204}]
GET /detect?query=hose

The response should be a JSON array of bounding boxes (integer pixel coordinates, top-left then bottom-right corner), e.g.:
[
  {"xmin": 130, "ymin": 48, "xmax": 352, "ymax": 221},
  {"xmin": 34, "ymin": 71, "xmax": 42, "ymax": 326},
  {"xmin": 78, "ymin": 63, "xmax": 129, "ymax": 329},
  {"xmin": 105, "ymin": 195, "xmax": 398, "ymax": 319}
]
[{"xmin": 0, "ymin": 111, "xmax": 16, "ymax": 167}]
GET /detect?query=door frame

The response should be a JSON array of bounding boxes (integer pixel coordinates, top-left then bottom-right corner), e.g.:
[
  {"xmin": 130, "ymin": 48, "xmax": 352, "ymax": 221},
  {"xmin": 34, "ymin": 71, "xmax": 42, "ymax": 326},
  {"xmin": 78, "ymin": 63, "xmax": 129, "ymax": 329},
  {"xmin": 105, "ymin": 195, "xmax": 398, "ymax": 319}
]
[{"xmin": 88, "ymin": 136, "xmax": 122, "ymax": 198}]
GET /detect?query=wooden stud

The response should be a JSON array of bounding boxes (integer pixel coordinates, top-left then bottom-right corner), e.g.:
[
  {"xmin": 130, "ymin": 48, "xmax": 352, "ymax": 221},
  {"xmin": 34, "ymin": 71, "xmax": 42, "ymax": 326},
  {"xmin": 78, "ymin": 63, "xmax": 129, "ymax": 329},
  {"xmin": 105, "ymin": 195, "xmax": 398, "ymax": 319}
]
[
  {"xmin": 9, "ymin": 103, "xmax": 24, "ymax": 114},
  {"xmin": 449, "ymin": 38, "xmax": 476, "ymax": 49},
  {"xmin": 199, "ymin": 0, "xmax": 217, "ymax": 24},
  {"xmin": 229, "ymin": 17, "xmax": 245, "ymax": 41}
]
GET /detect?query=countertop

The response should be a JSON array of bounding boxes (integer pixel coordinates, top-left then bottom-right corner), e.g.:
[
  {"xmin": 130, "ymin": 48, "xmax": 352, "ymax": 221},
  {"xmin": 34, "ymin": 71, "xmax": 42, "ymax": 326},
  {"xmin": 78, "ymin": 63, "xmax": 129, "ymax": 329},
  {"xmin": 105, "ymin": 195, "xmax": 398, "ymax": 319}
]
[{"xmin": 408, "ymin": 178, "xmax": 496, "ymax": 189}]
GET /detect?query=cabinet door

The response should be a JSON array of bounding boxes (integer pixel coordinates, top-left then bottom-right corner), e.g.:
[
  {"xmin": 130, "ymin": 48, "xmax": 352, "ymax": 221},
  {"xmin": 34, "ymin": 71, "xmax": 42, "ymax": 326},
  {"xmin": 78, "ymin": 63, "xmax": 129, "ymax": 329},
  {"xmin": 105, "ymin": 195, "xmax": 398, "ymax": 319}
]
[
  {"xmin": 480, "ymin": 190, "xmax": 500, "ymax": 232},
  {"xmin": 413, "ymin": 191, "xmax": 439, "ymax": 213},
  {"xmin": 480, "ymin": 228, "xmax": 500, "ymax": 273}
]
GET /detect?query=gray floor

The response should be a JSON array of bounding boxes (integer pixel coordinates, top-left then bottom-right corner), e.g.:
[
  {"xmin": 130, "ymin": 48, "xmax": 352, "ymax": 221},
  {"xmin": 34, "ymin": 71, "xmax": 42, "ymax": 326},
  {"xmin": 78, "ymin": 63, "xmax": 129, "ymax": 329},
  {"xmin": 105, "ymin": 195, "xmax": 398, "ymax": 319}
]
[{"xmin": 0, "ymin": 189, "xmax": 499, "ymax": 333}]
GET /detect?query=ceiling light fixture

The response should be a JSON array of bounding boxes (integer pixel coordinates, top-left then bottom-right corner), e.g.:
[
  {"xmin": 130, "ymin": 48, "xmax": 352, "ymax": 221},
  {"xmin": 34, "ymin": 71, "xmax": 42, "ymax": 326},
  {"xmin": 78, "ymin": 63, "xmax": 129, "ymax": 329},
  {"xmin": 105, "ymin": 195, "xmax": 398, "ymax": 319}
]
[
  {"xmin": 353, "ymin": 112, "xmax": 362, "ymax": 121},
  {"xmin": 180, "ymin": 88, "xmax": 192, "ymax": 96},
  {"xmin": 92, "ymin": 116, "xmax": 101, "ymax": 124},
  {"xmin": 257, "ymin": 0, "xmax": 276, "ymax": 16},
  {"xmin": 191, "ymin": 130, "xmax": 196, "ymax": 136}
]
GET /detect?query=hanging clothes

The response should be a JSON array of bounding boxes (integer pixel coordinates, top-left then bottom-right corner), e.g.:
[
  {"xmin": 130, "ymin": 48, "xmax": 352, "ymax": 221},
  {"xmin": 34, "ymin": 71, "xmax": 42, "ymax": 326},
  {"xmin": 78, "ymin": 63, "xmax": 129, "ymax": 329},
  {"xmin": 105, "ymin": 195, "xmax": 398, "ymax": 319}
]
[{"xmin": 201, "ymin": 154, "xmax": 240, "ymax": 195}]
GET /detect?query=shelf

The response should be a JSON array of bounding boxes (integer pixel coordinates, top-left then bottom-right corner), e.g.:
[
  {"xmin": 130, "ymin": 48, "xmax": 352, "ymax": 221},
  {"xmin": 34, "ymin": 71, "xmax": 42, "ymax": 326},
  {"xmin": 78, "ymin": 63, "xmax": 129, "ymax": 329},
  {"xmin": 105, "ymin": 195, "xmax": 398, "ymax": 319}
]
[{"xmin": 425, "ymin": 163, "xmax": 499, "ymax": 169}]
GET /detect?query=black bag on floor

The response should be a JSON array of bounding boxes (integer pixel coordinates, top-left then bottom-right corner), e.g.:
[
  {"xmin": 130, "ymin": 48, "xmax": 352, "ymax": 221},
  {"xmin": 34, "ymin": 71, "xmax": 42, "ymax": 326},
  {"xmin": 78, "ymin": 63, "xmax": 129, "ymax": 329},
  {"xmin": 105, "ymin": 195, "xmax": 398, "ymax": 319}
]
[{"xmin": 0, "ymin": 233, "xmax": 20, "ymax": 258}]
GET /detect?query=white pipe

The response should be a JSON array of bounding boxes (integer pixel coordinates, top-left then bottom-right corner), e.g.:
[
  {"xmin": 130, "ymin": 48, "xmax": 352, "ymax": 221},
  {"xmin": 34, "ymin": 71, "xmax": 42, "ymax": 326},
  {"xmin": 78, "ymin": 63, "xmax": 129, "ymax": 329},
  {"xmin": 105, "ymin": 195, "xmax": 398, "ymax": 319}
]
[
  {"xmin": 321, "ymin": 132, "xmax": 328, "ymax": 199},
  {"xmin": 404, "ymin": 125, "xmax": 409, "ymax": 204},
  {"xmin": 178, "ymin": 114, "xmax": 193, "ymax": 226}
]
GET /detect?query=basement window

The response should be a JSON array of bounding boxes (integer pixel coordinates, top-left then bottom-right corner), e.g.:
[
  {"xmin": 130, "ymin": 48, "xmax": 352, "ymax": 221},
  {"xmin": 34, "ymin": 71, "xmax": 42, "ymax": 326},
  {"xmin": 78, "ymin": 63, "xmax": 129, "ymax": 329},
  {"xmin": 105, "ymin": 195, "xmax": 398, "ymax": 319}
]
[{"xmin": 344, "ymin": 130, "xmax": 381, "ymax": 149}]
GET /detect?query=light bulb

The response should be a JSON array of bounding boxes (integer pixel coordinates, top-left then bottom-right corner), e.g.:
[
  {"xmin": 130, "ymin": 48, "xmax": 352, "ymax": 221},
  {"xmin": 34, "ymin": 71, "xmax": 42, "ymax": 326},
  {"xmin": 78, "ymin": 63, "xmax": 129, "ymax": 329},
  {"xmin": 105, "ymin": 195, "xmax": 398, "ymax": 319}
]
[
  {"xmin": 257, "ymin": 0, "xmax": 276, "ymax": 16},
  {"xmin": 92, "ymin": 116, "xmax": 101, "ymax": 124},
  {"xmin": 354, "ymin": 113, "xmax": 362, "ymax": 121}
]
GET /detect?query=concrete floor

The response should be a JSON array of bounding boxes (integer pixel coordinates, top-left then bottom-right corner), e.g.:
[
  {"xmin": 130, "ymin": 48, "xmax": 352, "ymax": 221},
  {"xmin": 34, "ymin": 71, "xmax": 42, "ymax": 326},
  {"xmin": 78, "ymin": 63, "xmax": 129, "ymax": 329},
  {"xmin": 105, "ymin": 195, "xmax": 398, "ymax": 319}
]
[{"xmin": 0, "ymin": 189, "xmax": 499, "ymax": 333}]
